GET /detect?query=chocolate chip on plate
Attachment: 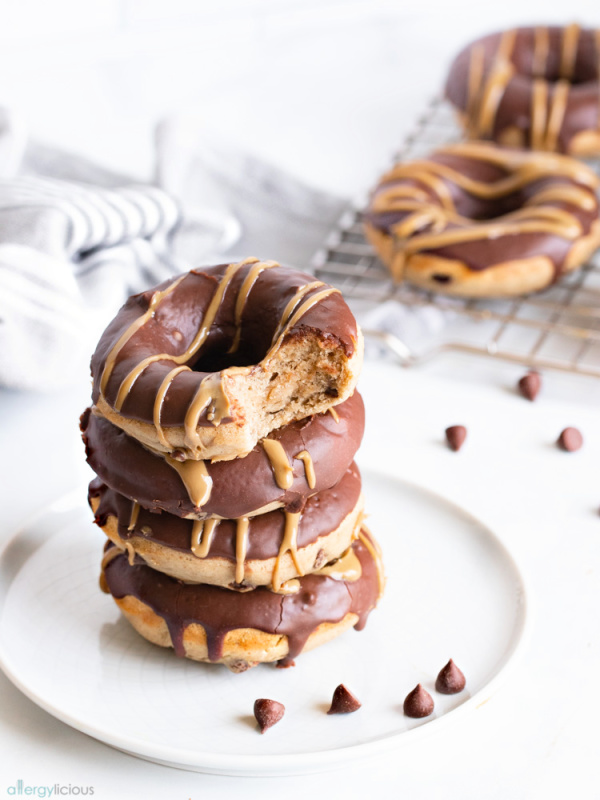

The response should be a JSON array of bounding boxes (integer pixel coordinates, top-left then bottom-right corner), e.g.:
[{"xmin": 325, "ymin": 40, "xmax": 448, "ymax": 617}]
[
  {"xmin": 327, "ymin": 684, "xmax": 362, "ymax": 714},
  {"xmin": 445, "ymin": 425, "xmax": 467, "ymax": 452},
  {"xmin": 557, "ymin": 427, "xmax": 583, "ymax": 452},
  {"xmin": 253, "ymin": 698, "xmax": 285, "ymax": 733},
  {"xmin": 518, "ymin": 371, "xmax": 541, "ymax": 401},
  {"xmin": 403, "ymin": 684, "xmax": 434, "ymax": 718},
  {"xmin": 435, "ymin": 659, "xmax": 466, "ymax": 694}
]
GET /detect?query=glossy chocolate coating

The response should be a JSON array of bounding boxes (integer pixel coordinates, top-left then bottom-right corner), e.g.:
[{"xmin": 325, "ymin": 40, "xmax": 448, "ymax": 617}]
[
  {"xmin": 89, "ymin": 462, "xmax": 362, "ymax": 561},
  {"xmin": 103, "ymin": 532, "xmax": 380, "ymax": 662},
  {"xmin": 365, "ymin": 148, "xmax": 598, "ymax": 279},
  {"xmin": 446, "ymin": 27, "xmax": 600, "ymax": 153},
  {"xmin": 91, "ymin": 262, "xmax": 359, "ymax": 426},
  {"xmin": 81, "ymin": 392, "xmax": 364, "ymax": 519}
]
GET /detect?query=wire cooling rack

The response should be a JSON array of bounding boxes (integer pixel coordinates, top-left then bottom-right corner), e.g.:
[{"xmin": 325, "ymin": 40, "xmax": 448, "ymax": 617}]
[{"xmin": 312, "ymin": 98, "xmax": 600, "ymax": 378}]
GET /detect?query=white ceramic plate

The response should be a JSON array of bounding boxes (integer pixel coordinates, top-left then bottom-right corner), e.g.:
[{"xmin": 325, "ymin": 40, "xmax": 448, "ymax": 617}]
[{"xmin": 0, "ymin": 470, "xmax": 529, "ymax": 776}]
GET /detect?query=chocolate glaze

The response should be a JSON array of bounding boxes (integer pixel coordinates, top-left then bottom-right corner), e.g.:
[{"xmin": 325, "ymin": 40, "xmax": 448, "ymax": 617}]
[
  {"xmin": 81, "ymin": 391, "xmax": 364, "ymax": 519},
  {"xmin": 365, "ymin": 146, "xmax": 599, "ymax": 281},
  {"xmin": 446, "ymin": 27, "xmax": 600, "ymax": 153},
  {"xmin": 89, "ymin": 462, "xmax": 362, "ymax": 561},
  {"xmin": 103, "ymin": 531, "xmax": 380, "ymax": 662},
  {"xmin": 90, "ymin": 261, "xmax": 359, "ymax": 426}
]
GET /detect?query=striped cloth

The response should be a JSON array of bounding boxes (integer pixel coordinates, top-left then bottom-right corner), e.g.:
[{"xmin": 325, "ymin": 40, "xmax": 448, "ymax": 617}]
[{"xmin": 0, "ymin": 111, "xmax": 183, "ymax": 390}]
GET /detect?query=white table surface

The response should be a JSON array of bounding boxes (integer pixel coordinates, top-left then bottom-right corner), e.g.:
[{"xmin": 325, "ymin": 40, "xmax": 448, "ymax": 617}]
[
  {"xmin": 2, "ymin": 2, "xmax": 600, "ymax": 797},
  {"xmin": 2, "ymin": 356, "xmax": 600, "ymax": 798}
]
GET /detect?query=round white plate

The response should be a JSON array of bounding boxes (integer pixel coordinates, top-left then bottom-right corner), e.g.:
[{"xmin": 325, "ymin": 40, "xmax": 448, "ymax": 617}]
[{"xmin": 0, "ymin": 470, "xmax": 529, "ymax": 776}]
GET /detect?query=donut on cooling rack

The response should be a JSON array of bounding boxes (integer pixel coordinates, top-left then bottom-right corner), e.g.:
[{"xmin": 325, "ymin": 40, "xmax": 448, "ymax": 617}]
[
  {"xmin": 100, "ymin": 529, "xmax": 384, "ymax": 671},
  {"xmin": 88, "ymin": 462, "xmax": 364, "ymax": 590},
  {"xmin": 445, "ymin": 25, "xmax": 600, "ymax": 156},
  {"xmin": 90, "ymin": 258, "xmax": 363, "ymax": 462},
  {"xmin": 363, "ymin": 141, "xmax": 600, "ymax": 298}
]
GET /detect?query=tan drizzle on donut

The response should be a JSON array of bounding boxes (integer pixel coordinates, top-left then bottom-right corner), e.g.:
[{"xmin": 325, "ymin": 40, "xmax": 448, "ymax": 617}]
[
  {"xmin": 96, "ymin": 259, "xmax": 346, "ymax": 461},
  {"xmin": 368, "ymin": 141, "xmax": 598, "ymax": 280},
  {"xmin": 261, "ymin": 439, "xmax": 294, "ymax": 490},
  {"xmin": 227, "ymin": 260, "xmax": 279, "ymax": 354},
  {"xmin": 313, "ymin": 545, "xmax": 362, "ymax": 582},
  {"xmin": 294, "ymin": 450, "xmax": 316, "ymax": 489},
  {"xmin": 164, "ymin": 456, "xmax": 213, "ymax": 508},
  {"xmin": 127, "ymin": 501, "xmax": 140, "ymax": 532},
  {"xmin": 451, "ymin": 25, "xmax": 600, "ymax": 153},
  {"xmin": 234, "ymin": 517, "xmax": 250, "ymax": 584},
  {"xmin": 190, "ymin": 518, "xmax": 219, "ymax": 558},
  {"xmin": 272, "ymin": 511, "xmax": 303, "ymax": 592}
]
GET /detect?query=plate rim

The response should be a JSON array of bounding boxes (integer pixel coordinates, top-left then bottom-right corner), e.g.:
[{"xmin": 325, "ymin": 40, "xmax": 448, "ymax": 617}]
[{"xmin": 0, "ymin": 471, "xmax": 533, "ymax": 775}]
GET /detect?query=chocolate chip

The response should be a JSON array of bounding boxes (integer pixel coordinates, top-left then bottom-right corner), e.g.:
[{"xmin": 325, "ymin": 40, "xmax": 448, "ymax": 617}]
[
  {"xmin": 557, "ymin": 427, "xmax": 583, "ymax": 452},
  {"xmin": 432, "ymin": 274, "xmax": 452, "ymax": 284},
  {"xmin": 403, "ymin": 684, "xmax": 434, "ymax": 718},
  {"xmin": 254, "ymin": 698, "xmax": 285, "ymax": 733},
  {"xmin": 171, "ymin": 448, "xmax": 187, "ymax": 462},
  {"xmin": 435, "ymin": 659, "xmax": 466, "ymax": 694},
  {"xmin": 518, "ymin": 371, "xmax": 541, "ymax": 401},
  {"xmin": 445, "ymin": 425, "xmax": 467, "ymax": 452},
  {"xmin": 327, "ymin": 684, "xmax": 362, "ymax": 714},
  {"xmin": 313, "ymin": 549, "xmax": 327, "ymax": 569}
]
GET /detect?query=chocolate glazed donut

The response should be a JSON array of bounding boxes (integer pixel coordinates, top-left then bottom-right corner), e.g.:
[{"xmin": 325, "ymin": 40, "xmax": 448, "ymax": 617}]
[
  {"xmin": 89, "ymin": 462, "xmax": 364, "ymax": 590},
  {"xmin": 100, "ymin": 529, "xmax": 384, "ymax": 670},
  {"xmin": 446, "ymin": 25, "xmax": 600, "ymax": 155},
  {"xmin": 364, "ymin": 141, "xmax": 600, "ymax": 297},
  {"xmin": 81, "ymin": 391, "xmax": 364, "ymax": 520},
  {"xmin": 90, "ymin": 258, "xmax": 363, "ymax": 462}
]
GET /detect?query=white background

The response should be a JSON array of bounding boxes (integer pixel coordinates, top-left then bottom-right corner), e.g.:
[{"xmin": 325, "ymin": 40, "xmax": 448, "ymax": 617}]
[{"xmin": 2, "ymin": 1, "xmax": 600, "ymax": 798}]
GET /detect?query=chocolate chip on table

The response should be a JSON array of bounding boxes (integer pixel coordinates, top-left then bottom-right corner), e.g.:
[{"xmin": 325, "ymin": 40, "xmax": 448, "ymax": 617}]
[
  {"xmin": 403, "ymin": 684, "xmax": 434, "ymax": 718},
  {"xmin": 254, "ymin": 698, "xmax": 285, "ymax": 733},
  {"xmin": 445, "ymin": 425, "xmax": 467, "ymax": 452},
  {"xmin": 327, "ymin": 684, "xmax": 362, "ymax": 714},
  {"xmin": 518, "ymin": 371, "xmax": 541, "ymax": 401},
  {"xmin": 435, "ymin": 659, "xmax": 466, "ymax": 694},
  {"xmin": 557, "ymin": 427, "xmax": 583, "ymax": 452}
]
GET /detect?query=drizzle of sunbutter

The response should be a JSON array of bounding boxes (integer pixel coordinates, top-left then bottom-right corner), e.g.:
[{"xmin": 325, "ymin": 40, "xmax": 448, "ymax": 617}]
[
  {"xmin": 190, "ymin": 518, "xmax": 219, "ymax": 558},
  {"xmin": 313, "ymin": 546, "xmax": 362, "ymax": 582},
  {"xmin": 328, "ymin": 407, "xmax": 340, "ymax": 423},
  {"xmin": 269, "ymin": 281, "xmax": 325, "ymax": 345},
  {"xmin": 471, "ymin": 28, "xmax": 517, "ymax": 138},
  {"xmin": 99, "ymin": 546, "xmax": 125, "ymax": 593},
  {"xmin": 466, "ymin": 43, "xmax": 485, "ymax": 122},
  {"xmin": 372, "ymin": 142, "xmax": 597, "ymax": 274},
  {"xmin": 183, "ymin": 373, "xmax": 231, "ymax": 450},
  {"xmin": 531, "ymin": 79, "xmax": 549, "ymax": 150},
  {"xmin": 274, "ymin": 579, "xmax": 300, "ymax": 595},
  {"xmin": 533, "ymin": 26, "xmax": 549, "ymax": 77},
  {"xmin": 127, "ymin": 501, "xmax": 140, "ymax": 532},
  {"xmin": 271, "ymin": 511, "xmax": 302, "ymax": 592},
  {"xmin": 100, "ymin": 273, "xmax": 187, "ymax": 396},
  {"xmin": 267, "ymin": 287, "xmax": 341, "ymax": 362},
  {"xmin": 560, "ymin": 23, "xmax": 581, "ymax": 80},
  {"xmin": 358, "ymin": 527, "xmax": 386, "ymax": 596},
  {"xmin": 294, "ymin": 450, "xmax": 316, "ymax": 489},
  {"xmin": 124, "ymin": 542, "xmax": 136, "ymax": 566},
  {"xmin": 544, "ymin": 80, "xmax": 570, "ymax": 152},
  {"xmin": 227, "ymin": 260, "xmax": 278, "ymax": 354},
  {"xmin": 235, "ymin": 517, "xmax": 250, "ymax": 584},
  {"xmin": 113, "ymin": 259, "xmax": 251, "ymax": 415},
  {"xmin": 165, "ymin": 456, "xmax": 213, "ymax": 508},
  {"xmin": 261, "ymin": 438, "xmax": 294, "ymax": 490},
  {"xmin": 153, "ymin": 365, "xmax": 191, "ymax": 448}
]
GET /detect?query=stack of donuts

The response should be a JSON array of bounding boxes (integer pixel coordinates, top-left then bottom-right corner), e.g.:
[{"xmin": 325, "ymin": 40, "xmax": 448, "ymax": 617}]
[
  {"xmin": 81, "ymin": 258, "xmax": 384, "ymax": 672},
  {"xmin": 365, "ymin": 24, "xmax": 600, "ymax": 298}
]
